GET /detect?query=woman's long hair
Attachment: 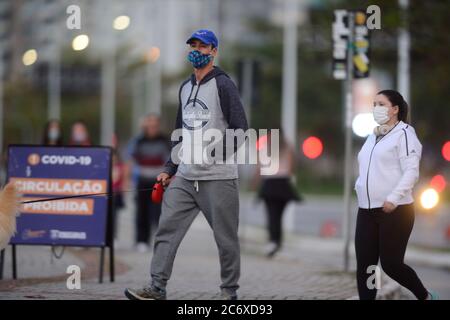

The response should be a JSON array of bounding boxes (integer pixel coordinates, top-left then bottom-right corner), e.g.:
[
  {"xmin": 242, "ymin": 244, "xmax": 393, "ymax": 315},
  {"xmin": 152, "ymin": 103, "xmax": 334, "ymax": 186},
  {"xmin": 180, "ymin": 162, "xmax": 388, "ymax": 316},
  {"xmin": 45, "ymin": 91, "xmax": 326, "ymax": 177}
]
[{"xmin": 377, "ymin": 90, "xmax": 410, "ymax": 124}]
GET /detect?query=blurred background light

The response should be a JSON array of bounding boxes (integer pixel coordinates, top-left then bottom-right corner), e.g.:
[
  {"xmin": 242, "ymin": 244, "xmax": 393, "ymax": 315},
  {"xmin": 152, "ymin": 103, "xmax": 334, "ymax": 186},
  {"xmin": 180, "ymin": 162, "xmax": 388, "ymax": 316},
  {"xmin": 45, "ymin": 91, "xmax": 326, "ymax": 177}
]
[
  {"xmin": 72, "ymin": 34, "xmax": 89, "ymax": 51},
  {"xmin": 113, "ymin": 15, "xmax": 130, "ymax": 30},
  {"xmin": 145, "ymin": 46, "xmax": 161, "ymax": 63},
  {"xmin": 420, "ymin": 188, "xmax": 440, "ymax": 210},
  {"xmin": 22, "ymin": 49, "xmax": 37, "ymax": 66},
  {"xmin": 302, "ymin": 136, "xmax": 323, "ymax": 159},
  {"xmin": 442, "ymin": 141, "xmax": 450, "ymax": 162},
  {"xmin": 430, "ymin": 174, "xmax": 446, "ymax": 193},
  {"xmin": 256, "ymin": 134, "xmax": 268, "ymax": 151},
  {"xmin": 352, "ymin": 113, "xmax": 378, "ymax": 137}
]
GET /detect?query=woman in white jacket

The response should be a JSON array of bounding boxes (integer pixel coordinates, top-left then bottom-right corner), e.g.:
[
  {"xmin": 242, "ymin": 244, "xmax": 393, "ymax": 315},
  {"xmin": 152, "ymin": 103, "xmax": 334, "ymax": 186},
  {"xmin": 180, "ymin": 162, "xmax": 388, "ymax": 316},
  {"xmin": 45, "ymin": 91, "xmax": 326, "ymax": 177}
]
[{"xmin": 354, "ymin": 90, "xmax": 437, "ymax": 300}]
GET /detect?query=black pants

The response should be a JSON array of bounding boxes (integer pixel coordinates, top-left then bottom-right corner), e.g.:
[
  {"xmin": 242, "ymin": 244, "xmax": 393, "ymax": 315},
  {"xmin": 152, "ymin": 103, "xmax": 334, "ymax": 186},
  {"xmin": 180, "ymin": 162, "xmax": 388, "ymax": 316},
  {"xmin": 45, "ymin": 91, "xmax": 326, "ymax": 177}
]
[
  {"xmin": 112, "ymin": 193, "xmax": 124, "ymax": 239},
  {"xmin": 135, "ymin": 178, "xmax": 161, "ymax": 244},
  {"xmin": 263, "ymin": 199, "xmax": 288, "ymax": 246},
  {"xmin": 355, "ymin": 204, "xmax": 428, "ymax": 300}
]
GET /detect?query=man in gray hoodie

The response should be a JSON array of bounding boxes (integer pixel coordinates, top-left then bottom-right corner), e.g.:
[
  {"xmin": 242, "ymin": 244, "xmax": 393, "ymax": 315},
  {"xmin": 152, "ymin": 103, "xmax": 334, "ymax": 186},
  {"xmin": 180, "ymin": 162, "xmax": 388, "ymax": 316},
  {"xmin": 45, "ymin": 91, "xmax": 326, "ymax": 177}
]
[{"xmin": 125, "ymin": 29, "xmax": 248, "ymax": 300}]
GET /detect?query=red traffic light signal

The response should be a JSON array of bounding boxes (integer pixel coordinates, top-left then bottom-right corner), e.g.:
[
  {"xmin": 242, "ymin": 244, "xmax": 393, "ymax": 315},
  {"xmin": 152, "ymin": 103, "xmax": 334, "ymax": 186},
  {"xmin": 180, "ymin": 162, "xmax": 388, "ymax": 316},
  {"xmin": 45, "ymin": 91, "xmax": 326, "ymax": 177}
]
[
  {"xmin": 302, "ymin": 136, "xmax": 323, "ymax": 159},
  {"xmin": 442, "ymin": 141, "xmax": 450, "ymax": 162}
]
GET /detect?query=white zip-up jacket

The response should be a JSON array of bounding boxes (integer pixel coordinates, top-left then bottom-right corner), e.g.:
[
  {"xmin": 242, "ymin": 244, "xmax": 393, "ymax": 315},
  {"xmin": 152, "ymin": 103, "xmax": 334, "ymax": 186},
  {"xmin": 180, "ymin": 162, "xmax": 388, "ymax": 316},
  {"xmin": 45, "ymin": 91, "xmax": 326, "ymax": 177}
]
[{"xmin": 355, "ymin": 121, "xmax": 422, "ymax": 209}]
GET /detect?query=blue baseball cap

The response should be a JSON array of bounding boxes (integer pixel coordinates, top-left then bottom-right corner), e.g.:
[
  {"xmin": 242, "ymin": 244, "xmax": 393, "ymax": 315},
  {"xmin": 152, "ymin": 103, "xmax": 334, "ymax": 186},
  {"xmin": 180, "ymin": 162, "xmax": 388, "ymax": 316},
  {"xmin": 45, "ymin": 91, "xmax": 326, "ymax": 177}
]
[{"xmin": 186, "ymin": 29, "xmax": 218, "ymax": 48}]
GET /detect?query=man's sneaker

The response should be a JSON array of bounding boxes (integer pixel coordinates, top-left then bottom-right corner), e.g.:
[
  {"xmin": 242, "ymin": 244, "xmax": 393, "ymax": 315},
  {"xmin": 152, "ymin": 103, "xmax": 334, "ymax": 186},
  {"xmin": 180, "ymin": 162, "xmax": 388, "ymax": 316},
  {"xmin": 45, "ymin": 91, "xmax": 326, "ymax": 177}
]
[
  {"xmin": 221, "ymin": 291, "xmax": 238, "ymax": 300},
  {"xmin": 124, "ymin": 285, "xmax": 166, "ymax": 300}
]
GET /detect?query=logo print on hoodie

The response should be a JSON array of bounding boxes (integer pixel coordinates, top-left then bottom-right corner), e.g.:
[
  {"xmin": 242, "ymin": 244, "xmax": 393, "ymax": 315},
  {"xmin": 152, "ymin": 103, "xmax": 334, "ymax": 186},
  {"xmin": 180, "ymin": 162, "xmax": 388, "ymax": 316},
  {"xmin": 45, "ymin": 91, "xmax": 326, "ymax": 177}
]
[{"xmin": 182, "ymin": 98, "xmax": 211, "ymax": 130}]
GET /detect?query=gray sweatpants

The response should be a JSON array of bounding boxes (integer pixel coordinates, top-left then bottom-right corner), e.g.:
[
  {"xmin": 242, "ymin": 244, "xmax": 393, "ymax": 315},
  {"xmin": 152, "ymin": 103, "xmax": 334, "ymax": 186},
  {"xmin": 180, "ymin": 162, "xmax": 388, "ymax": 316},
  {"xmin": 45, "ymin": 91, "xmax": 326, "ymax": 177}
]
[{"xmin": 150, "ymin": 176, "xmax": 240, "ymax": 295}]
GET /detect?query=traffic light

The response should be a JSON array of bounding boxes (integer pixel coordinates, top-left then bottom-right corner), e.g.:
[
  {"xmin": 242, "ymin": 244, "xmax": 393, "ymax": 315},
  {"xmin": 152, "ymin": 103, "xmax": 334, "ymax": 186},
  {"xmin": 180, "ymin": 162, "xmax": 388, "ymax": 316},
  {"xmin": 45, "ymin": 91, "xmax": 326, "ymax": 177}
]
[
  {"xmin": 442, "ymin": 141, "xmax": 450, "ymax": 162},
  {"xmin": 302, "ymin": 136, "xmax": 323, "ymax": 160}
]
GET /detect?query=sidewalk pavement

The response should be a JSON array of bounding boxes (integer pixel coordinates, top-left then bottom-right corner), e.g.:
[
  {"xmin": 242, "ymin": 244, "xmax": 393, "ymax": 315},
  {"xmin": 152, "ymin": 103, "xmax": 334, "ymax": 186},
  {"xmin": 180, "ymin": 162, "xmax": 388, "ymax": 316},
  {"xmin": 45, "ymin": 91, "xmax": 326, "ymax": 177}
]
[
  {"xmin": 1, "ymin": 192, "xmax": 448, "ymax": 300},
  {"xmin": 0, "ymin": 216, "xmax": 356, "ymax": 299}
]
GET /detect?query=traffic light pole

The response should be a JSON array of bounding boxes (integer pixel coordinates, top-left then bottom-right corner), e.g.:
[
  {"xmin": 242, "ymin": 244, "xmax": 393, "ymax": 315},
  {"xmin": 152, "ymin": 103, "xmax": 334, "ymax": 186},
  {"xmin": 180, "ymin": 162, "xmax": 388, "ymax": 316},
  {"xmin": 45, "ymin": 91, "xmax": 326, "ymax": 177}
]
[
  {"xmin": 397, "ymin": 0, "xmax": 410, "ymax": 118},
  {"xmin": 101, "ymin": 52, "xmax": 116, "ymax": 147},
  {"xmin": 48, "ymin": 50, "xmax": 61, "ymax": 120},
  {"xmin": 342, "ymin": 11, "xmax": 354, "ymax": 272},
  {"xmin": 281, "ymin": 0, "xmax": 299, "ymax": 149}
]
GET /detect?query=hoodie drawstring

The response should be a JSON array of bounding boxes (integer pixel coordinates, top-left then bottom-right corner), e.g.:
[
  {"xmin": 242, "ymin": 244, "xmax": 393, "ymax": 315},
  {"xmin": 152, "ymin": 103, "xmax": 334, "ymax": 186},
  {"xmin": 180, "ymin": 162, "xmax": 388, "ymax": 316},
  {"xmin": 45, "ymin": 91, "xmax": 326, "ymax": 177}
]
[
  {"xmin": 186, "ymin": 84, "xmax": 195, "ymax": 106},
  {"xmin": 194, "ymin": 180, "xmax": 199, "ymax": 192},
  {"xmin": 192, "ymin": 83, "xmax": 201, "ymax": 107}
]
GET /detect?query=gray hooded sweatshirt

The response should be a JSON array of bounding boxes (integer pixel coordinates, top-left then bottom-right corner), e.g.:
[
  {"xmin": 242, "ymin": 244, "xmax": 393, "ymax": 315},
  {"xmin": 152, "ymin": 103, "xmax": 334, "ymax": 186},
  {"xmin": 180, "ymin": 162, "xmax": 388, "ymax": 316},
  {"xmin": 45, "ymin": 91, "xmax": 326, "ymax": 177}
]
[{"xmin": 163, "ymin": 66, "xmax": 249, "ymax": 180}]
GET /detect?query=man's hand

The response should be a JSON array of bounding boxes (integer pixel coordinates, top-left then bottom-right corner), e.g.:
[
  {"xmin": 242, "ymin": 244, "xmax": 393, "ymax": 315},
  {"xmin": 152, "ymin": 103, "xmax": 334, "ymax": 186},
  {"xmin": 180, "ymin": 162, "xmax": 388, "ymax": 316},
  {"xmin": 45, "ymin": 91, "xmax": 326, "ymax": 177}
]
[
  {"xmin": 157, "ymin": 172, "xmax": 171, "ymax": 186},
  {"xmin": 382, "ymin": 201, "xmax": 397, "ymax": 213}
]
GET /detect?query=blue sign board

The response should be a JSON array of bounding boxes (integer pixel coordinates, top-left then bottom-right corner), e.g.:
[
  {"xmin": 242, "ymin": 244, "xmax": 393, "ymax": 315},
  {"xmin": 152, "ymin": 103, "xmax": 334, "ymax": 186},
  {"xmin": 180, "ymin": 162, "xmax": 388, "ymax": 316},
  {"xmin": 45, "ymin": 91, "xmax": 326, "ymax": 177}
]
[{"xmin": 7, "ymin": 145, "xmax": 112, "ymax": 246}]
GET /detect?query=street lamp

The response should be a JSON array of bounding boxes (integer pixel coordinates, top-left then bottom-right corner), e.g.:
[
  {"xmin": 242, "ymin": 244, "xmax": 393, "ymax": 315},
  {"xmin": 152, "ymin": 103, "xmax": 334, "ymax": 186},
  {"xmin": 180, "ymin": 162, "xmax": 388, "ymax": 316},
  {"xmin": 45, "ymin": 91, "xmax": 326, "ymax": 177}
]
[
  {"xmin": 72, "ymin": 34, "xmax": 90, "ymax": 51},
  {"xmin": 113, "ymin": 15, "xmax": 130, "ymax": 31},
  {"xmin": 22, "ymin": 49, "xmax": 38, "ymax": 66},
  {"xmin": 145, "ymin": 46, "xmax": 160, "ymax": 64},
  {"xmin": 101, "ymin": 15, "xmax": 130, "ymax": 147}
]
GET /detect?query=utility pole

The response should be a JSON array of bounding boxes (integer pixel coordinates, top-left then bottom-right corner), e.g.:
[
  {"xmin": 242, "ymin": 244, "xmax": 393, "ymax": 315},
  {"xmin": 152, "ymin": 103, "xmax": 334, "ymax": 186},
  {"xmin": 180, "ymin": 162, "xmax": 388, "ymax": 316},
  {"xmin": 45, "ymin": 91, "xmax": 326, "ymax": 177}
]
[
  {"xmin": 397, "ymin": 0, "xmax": 410, "ymax": 112},
  {"xmin": 101, "ymin": 52, "xmax": 116, "ymax": 147},
  {"xmin": 342, "ymin": 11, "xmax": 355, "ymax": 272},
  {"xmin": 281, "ymin": 0, "xmax": 299, "ymax": 148}
]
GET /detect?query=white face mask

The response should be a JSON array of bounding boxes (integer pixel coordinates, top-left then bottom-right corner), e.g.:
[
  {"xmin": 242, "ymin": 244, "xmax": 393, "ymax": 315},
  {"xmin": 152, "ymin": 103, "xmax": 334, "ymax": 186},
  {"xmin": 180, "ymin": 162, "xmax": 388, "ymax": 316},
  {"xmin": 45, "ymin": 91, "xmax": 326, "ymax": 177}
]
[
  {"xmin": 373, "ymin": 105, "xmax": 390, "ymax": 125},
  {"xmin": 48, "ymin": 129, "xmax": 60, "ymax": 141},
  {"xmin": 72, "ymin": 132, "xmax": 87, "ymax": 142}
]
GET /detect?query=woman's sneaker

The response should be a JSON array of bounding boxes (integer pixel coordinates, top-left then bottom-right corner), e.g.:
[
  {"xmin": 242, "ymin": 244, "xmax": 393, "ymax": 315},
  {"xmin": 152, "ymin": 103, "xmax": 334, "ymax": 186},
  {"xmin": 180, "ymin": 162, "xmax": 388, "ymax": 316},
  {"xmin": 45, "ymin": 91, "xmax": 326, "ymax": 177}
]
[
  {"xmin": 124, "ymin": 285, "xmax": 166, "ymax": 300},
  {"xmin": 428, "ymin": 290, "xmax": 439, "ymax": 300},
  {"xmin": 221, "ymin": 291, "xmax": 238, "ymax": 300}
]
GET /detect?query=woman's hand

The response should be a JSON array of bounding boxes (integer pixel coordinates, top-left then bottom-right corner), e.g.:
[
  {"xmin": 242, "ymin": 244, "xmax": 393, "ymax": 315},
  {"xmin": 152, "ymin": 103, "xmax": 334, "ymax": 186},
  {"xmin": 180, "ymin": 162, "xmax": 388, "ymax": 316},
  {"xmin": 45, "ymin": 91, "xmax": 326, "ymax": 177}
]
[{"xmin": 382, "ymin": 201, "xmax": 397, "ymax": 213}]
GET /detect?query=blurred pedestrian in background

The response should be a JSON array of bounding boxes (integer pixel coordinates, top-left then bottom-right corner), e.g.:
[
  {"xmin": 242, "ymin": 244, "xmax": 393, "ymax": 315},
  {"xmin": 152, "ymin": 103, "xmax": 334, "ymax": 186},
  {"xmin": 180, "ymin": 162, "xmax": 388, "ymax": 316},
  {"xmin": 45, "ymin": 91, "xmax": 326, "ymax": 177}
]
[
  {"xmin": 354, "ymin": 90, "xmax": 438, "ymax": 300},
  {"xmin": 111, "ymin": 133, "xmax": 126, "ymax": 240},
  {"xmin": 42, "ymin": 119, "xmax": 63, "ymax": 146},
  {"xmin": 69, "ymin": 120, "xmax": 92, "ymax": 146},
  {"xmin": 126, "ymin": 113, "xmax": 171, "ymax": 253},
  {"xmin": 254, "ymin": 129, "xmax": 300, "ymax": 258}
]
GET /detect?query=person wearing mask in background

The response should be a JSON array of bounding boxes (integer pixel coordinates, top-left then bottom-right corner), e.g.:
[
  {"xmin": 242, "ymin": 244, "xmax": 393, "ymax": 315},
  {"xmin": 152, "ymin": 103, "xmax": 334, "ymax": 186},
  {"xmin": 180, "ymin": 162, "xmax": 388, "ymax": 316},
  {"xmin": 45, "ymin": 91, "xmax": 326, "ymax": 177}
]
[
  {"xmin": 42, "ymin": 119, "xmax": 63, "ymax": 146},
  {"xmin": 69, "ymin": 120, "xmax": 92, "ymax": 146},
  {"xmin": 254, "ymin": 129, "xmax": 300, "ymax": 258},
  {"xmin": 354, "ymin": 89, "xmax": 438, "ymax": 300},
  {"xmin": 125, "ymin": 114, "xmax": 171, "ymax": 253},
  {"xmin": 125, "ymin": 29, "xmax": 248, "ymax": 300}
]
